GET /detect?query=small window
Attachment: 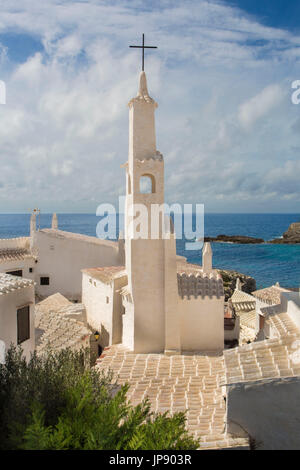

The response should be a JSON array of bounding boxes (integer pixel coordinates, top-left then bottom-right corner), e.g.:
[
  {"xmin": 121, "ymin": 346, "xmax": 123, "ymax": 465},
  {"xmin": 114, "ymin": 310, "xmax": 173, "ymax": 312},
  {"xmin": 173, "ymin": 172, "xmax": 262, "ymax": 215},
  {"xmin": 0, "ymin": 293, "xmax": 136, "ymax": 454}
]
[
  {"xmin": 17, "ymin": 306, "xmax": 30, "ymax": 344},
  {"xmin": 29, "ymin": 268, "xmax": 33, "ymax": 273},
  {"xmin": 106, "ymin": 296, "xmax": 109, "ymax": 304},
  {"xmin": 40, "ymin": 276, "xmax": 50, "ymax": 286}
]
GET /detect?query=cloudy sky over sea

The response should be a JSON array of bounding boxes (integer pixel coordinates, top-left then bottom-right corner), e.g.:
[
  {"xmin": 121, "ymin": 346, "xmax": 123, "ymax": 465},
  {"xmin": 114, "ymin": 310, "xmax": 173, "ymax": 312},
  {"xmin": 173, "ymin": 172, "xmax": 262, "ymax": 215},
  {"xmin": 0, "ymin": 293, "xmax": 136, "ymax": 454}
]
[{"xmin": 0, "ymin": 0, "xmax": 300, "ymax": 213}]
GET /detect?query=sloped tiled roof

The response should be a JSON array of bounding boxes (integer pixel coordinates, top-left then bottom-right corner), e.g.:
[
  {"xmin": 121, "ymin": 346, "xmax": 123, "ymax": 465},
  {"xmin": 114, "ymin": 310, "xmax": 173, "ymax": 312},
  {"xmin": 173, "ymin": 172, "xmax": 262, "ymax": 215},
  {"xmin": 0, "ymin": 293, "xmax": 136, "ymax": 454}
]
[
  {"xmin": 237, "ymin": 309, "xmax": 257, "ymax": 330},
  {"xmin": 0, "ymin": 248, "xmax": 35, "ymax": 262},
  {"xmin": 36, "ymin": 293, "xmax": 72, "ymax": 314},
  {"xmin": 40, "ymin": 229, "xmax": 118, "ymax": 249},
  {"xmin": 82, "ymin": 266, "xmax": 126, "ymax": 284},
  {"xmin": 230, "ymin": 289, "xmax": 256, "ymax": 310},
  {"xmin": 0, "ymin": 273, "xmax": 34, "ymax": 295},
  {"xmin": 252, "ymin": 285, "xmax": 290, "ymax": 306},
  {"xmin": 224, "ymin": 309, "xmax": 300, "ymax": 385},
  {"xmin": 266, "ymin": 310, "xmax": 299, "ymax": 338},
  {"xmin": 35, "ymin": 297, "xmax": 91, "ymax": 355}
]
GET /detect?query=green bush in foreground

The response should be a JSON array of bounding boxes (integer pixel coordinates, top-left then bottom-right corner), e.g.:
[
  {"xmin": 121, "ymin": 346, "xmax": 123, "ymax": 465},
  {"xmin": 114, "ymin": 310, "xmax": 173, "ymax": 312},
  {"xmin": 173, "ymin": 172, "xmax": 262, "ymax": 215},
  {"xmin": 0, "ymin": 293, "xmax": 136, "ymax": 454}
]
[{"xmin": 0, "ymin": 346, "xmax": 199, "ymax": 450}]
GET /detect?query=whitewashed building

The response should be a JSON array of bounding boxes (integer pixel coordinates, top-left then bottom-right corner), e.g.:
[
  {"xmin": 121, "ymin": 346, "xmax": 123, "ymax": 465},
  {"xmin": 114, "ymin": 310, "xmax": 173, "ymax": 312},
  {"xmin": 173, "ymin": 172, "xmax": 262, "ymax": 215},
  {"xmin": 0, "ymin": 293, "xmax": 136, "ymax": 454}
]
[
  {"xmin": 0, "ymin": 212, "xmax": 125, "ymax": 301},
  {"xmin": 0, "ymin": 273, "xmax": 35, "ymax": 361},
  {"xmin": 0, "ymin": 237, "xmax": 36, "ymax": 280}
]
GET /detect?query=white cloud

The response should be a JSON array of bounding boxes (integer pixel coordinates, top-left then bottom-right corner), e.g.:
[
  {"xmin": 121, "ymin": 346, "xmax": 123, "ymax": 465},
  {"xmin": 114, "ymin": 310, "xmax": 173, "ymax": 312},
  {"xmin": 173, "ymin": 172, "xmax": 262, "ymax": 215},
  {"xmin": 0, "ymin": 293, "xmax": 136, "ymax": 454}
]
[
  {"xmin": 238, "ymin": 84, "xmax": 284, "ymax": 129},
  {"xmin": 0, "ymin": 0, "xmax": 299, "ymax": 213}
]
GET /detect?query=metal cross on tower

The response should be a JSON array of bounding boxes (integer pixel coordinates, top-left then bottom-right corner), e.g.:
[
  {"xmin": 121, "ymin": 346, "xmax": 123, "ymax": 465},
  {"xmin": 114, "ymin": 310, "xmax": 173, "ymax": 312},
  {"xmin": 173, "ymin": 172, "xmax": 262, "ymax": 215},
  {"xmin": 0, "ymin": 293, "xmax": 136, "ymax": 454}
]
[{"xmin": 129, "ymin": 34, "xmax": 157, "ymax": 72}]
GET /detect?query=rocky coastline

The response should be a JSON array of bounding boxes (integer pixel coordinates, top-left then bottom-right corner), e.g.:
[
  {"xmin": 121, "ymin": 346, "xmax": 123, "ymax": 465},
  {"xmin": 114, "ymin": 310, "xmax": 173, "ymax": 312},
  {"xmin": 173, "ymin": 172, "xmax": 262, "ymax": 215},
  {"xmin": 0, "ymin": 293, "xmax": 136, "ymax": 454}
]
[
  {"xmin": 268, "ymin": 222, "xmax": 300, "ymax": 244},
  {"xmin": 203, "ymin": 222, "xmax": 300, "ymax": 245},
  {"xmin": 204, "ymin": 235, "xmax": 264, "ymax": 244},
  {"xmin": 217, "ymin": 269, "xmax": 256, "ymax": 301}
]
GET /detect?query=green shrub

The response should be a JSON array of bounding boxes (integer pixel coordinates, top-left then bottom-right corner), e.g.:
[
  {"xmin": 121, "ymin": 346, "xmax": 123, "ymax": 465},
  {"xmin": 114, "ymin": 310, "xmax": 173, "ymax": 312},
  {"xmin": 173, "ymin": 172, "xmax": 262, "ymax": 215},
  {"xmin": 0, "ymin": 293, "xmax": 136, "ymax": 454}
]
[{"xmin": 0, "ymin": 346, "xmax": 199, "ymax": 450}]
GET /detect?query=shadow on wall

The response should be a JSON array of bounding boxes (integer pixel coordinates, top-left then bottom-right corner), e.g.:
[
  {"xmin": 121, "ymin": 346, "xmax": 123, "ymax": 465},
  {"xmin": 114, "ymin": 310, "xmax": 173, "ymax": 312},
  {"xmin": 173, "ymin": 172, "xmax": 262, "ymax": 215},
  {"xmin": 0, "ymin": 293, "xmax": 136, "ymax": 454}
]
[{"xmin": 100, "ymin": 324, "xmax": 110, "ymax": 348}]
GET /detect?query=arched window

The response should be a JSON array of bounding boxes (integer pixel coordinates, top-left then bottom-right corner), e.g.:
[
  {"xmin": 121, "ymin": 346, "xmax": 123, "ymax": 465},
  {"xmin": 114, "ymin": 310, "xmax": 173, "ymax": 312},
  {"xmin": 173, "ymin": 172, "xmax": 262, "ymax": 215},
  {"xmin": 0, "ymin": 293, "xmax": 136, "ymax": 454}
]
[{"xmin": 139, "ymin": 174, "xmax": 156, "ymax": 194}]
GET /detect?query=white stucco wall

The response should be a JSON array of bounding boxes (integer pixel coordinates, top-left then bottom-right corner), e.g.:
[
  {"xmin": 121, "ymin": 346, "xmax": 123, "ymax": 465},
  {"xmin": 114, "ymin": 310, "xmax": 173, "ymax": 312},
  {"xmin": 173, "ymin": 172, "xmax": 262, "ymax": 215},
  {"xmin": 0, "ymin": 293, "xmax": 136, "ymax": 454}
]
[
  {"xmin": 0, "ymin": 285, "xmax": 35, "ymax": 361},
  {"xmin": 33, "ymin": 231, "xmax": 121, "ymax": 300},
  {"xmin": 129, "ymin": 239, "xmax": 166, "ymax": 354},
  {"xmin": 122, "ymin": 296, "xmax": 134, "ymax": 351},
  {"xmin": 179, "ymin": 297, "xmax": 224, "ymax": 351},
  {"xmin": 0, "ymin": 258, "xmax": 35, "ymax": 280},
  {"xmin": 164, "ymin": 234, "xmax": 181, "ymax": 354},
  {"xmin": 284, "ymin": 292, "xmax": 300, "ymax": 331},
  {"xmin": 82, "ymin": 273, "xmax": 114, "ymax": 346},
  {"xmin": 82, "ymin": 273, "xmax": 127, "ymax": 347},
  {"xmin": 227, "ymin": 376, "xmax": 300, "ymax": 450},
  {"xmin": 112, "ymin": 276, "xmax": 127, "ymax": 344}
]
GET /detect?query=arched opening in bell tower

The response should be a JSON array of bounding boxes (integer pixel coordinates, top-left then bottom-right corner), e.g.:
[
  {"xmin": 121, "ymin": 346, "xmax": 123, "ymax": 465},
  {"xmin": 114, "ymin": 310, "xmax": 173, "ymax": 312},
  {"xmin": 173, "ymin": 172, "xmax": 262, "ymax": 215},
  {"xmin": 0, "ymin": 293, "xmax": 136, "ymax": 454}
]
[{"xmin": 139, "ymin": 174, "xmax": 156, "ymax": 194}]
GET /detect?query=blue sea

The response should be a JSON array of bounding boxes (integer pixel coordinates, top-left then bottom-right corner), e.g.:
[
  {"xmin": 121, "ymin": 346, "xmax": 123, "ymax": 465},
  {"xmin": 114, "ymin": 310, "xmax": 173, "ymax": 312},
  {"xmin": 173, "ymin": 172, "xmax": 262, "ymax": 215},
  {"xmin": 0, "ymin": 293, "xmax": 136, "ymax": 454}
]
[{"xmin": 0, "ymin": 213, "xmax": 299, "ymax": 290}]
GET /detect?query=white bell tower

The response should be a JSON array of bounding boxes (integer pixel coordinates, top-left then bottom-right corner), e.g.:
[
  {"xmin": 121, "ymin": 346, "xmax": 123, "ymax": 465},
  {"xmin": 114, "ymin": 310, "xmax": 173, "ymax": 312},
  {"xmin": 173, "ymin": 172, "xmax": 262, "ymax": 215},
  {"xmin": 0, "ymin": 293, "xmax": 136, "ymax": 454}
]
[{"xmin": 123, "ymin": 71, "xmax": 180, "ymax": 354}]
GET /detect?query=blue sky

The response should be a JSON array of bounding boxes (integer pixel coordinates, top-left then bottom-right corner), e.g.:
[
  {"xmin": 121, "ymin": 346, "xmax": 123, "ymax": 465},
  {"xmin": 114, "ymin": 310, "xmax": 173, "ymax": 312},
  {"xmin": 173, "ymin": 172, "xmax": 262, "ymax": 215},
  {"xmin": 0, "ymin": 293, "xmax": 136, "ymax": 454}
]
[
  {"xmin": 0, "ymin": 0, "xmax": 300, "ymax": 213},
  {"xmin": 227, "ymin": 0, "xmax": 300, "ymax": 31}
]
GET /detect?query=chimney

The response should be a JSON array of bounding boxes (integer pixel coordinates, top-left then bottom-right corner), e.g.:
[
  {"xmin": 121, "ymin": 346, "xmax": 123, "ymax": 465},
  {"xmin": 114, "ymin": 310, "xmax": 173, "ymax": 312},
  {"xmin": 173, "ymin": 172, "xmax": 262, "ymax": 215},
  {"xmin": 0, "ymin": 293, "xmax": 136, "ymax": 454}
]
[
  {"xmin": 202, "ymin": 242, "xmax": 213, "ymax": 273},
  {"xmin": 52, "ymin": 213, "xmax": 58, "ymax": 230},
  {"xmin": 30, "ymin": 210, "xmax": 37, "ymax": 237}
]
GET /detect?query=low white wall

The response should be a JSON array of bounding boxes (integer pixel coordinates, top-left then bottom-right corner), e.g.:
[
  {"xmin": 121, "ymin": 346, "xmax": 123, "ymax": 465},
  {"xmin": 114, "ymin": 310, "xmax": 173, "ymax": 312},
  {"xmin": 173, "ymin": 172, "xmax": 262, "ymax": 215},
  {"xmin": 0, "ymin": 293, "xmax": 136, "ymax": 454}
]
[
  {"xmin": 0, "ymin": 286, "xmax": 35, "ymax": 361},
  {"xmin": 179, "ymin": 297, "xmax": 224, "ymax": 351},
  {"xmin": 285, "ymin": 293, "xmax": 300, "ymax": 331},
  {"xmin": 227, "ymin": 376, "xmax": 300, "ymax": 450}
]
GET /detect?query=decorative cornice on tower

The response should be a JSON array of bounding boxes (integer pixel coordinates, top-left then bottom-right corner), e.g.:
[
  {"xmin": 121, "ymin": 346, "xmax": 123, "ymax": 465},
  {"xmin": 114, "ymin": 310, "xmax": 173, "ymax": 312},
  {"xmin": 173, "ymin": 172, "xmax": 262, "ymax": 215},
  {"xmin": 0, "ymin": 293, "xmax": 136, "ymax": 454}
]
[
  {"xmin": 135, "ymin": 151, "xmax": 163, "ymax": 163},
  {"xmin": 128, "ymin": 71, "xmax": 158, "ymax": 108}
]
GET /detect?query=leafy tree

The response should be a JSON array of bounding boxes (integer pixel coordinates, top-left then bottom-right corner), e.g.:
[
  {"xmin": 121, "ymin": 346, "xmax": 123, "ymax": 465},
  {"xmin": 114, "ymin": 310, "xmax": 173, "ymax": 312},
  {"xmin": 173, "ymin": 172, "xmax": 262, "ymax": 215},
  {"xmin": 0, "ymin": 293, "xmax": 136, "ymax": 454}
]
[{"xmin": 0, "ymin": 346, "xmax": 199, "ymax": 450}]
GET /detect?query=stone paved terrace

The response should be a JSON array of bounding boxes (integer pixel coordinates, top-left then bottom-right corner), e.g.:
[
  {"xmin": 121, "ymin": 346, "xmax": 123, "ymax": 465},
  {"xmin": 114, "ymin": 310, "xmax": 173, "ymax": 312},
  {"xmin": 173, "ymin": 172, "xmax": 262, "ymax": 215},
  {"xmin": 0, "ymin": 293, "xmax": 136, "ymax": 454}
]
[{"xmin": 96, "ymin": 345, "xmax": 249, "ymax": 450}]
